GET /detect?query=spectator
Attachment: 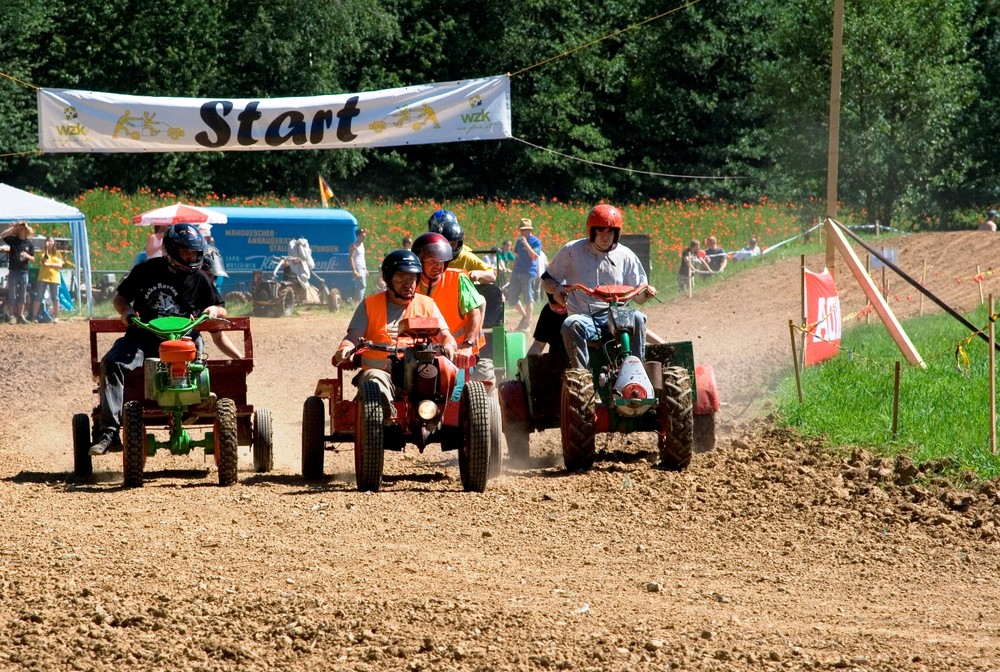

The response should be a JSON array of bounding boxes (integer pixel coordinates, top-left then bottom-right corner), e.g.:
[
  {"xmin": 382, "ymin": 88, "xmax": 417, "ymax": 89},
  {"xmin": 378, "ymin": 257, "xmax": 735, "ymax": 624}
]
[
  {"xmin": 200, "ymin": 245, "xmax": 242, "ymax": 360},
  {"xmin": 145, "ymin": 225, "xmax": 168, "ymax": 259},
  {"xmin": 732, "ymin": 236, "xmax": 762, "ymax": 262},
  {"xmin": 703, "ymin": 236, "xmax": 728, "ymax": 274},
  {"xmin": 1, "ymin": 221, "xmax": 36, "ymax": 324},
  {"xmin": 349, "ymin": 228, "xmax": 368, "ymax": 303},
  {"xmin": 332, "ymin": 250, "xmax": 457, "ymax": 422},
  {"xmin": 31, "ymin": 236, "xmax": 71, "ymax": 323},
  {"xmin": 542, "ymin": 205, "xmax": 655, "ymax": 369},
  {"xmin": 429, "ymin": 210, "xmax": 496, "ymax": 283},
  {"xmin": 534, "ymin": 246, "xmax": 548, "ymax": 302},
  {"xmin": 90, "ymin": 224, "xmax": 226, "ymax": 455},
  {"xmin": 678, "ymin": 239, "xmax": 710, "ymax": 291},
  {"xmin": 401, "ymin": 234, "xmax": 413, "ymax": 250},
  {"xmin": 979, "ymin": 210, "xmax": 998, "ymax": 232},
  {"xmin": 496, "ymin": 239, "xmax": 515, "ymax": 288},
  {"xmin": 510, "ymin": 218, "xmax": 542, "ymax": 332}
]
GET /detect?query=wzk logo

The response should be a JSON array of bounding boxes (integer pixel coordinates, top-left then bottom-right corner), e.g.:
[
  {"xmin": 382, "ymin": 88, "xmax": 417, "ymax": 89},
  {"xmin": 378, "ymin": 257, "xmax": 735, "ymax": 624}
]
[{"xmin": 56, "ymin": 106, "xmax": 88, "ymax": 137}]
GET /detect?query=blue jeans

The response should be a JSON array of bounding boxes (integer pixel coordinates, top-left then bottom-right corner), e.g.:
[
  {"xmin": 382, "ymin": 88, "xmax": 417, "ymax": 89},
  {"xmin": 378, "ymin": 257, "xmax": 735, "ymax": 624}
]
[
  {"xmin": 561, "ymin": 311, "xmax": 647, "ymax": 369},
  {"xmin": 353, "ymin": 273, "xmax": 367, "ymax": 303},
  {"xmin": 8, "ymin": 269, "xmax": 29, "ymax": 311}
]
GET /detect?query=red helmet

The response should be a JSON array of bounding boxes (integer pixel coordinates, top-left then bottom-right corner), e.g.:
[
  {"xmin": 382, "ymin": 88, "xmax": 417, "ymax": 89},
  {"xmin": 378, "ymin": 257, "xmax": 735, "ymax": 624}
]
[
  {"xmin": 411, "ymin": 232, "xmax": 454, "ymax": 263},
  {"xmin": 586, "ymin": 204, "xmax": 623, "ymax": 245}
]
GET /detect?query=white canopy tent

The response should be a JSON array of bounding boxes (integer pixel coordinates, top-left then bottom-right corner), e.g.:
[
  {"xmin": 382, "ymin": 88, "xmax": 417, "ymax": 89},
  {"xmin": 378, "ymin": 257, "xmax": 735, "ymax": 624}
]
[{"xmin": 0, "ymin": 184, "xmax": 93, "ymax": 315}]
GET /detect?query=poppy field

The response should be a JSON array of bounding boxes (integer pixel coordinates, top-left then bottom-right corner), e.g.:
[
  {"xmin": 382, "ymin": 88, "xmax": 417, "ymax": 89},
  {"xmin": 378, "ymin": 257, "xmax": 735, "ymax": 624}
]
[{"xmin": 45, "ymin": 188, "xmax": 816, "ymax": 287}]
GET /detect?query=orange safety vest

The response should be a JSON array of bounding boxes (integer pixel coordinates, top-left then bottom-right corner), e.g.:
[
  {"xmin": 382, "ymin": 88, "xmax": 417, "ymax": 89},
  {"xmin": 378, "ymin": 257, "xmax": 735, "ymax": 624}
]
[
  {"xmin": 419, "ymin": 269, "xmax": 486, "ymax": 352},
  {"xmin": 360, "ymin": 292, "xmax": 444, "ymax": 371}
]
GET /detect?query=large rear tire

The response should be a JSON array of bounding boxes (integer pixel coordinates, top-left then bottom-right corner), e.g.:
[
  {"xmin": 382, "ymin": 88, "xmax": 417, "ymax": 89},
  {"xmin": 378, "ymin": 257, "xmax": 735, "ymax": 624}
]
[
  {"xmin": 122, "ymin": 401, "xmax": 145, "ymax": 488},
  {"xmin": 658, "ymin": 367, "xmax": 694, "ymax": 470},
  {"xmin": 354, "ymin": 381, "xmax": 384, "ymax": 492},
  {"xmin": 694, "ymin": 413, "xmax": 716, "ymax": 453},
  {"xmin": 214, "ymin": 398, "xmax": 239, "ymax": 486},
  {"xmin": 561, "ymin": 368, "xmax": 596, "ymax": 472},
  {"xmin": 252, "ymin": 408, "xmax": 274, "ymax": 472},
  {"xmin": 72, "ymin": 413, "xmax": 93, "ymax": 477},
  {"xmin": 459, "ymin": 381, "xmax": 491, "ymax": 492},
  {"xmin": 301, "ymin": 396, "xmax": 326, "ymax": 480}
]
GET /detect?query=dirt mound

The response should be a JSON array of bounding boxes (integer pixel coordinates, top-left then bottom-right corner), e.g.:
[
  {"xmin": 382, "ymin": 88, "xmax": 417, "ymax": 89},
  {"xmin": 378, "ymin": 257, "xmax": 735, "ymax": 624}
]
[{"xmin": 2, "ymin": 230, "xmax": 1000, "ymax": 671}]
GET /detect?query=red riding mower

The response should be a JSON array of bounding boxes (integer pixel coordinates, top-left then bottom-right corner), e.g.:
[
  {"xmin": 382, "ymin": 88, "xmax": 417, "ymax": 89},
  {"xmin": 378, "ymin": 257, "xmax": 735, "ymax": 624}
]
[{"xmin": 301, "ymin": 316, "xmax": 497, "ymax": 492}]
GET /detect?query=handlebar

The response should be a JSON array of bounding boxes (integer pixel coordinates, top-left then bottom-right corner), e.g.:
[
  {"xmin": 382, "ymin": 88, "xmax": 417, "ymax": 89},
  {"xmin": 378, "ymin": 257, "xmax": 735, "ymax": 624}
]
[
  {"xmin": 564, "ymin": 283, "xmax": 650, "ymax": 303},
  {"xmin": 129, "ymin": 314, "xmax": 230, "ymax": 340}
]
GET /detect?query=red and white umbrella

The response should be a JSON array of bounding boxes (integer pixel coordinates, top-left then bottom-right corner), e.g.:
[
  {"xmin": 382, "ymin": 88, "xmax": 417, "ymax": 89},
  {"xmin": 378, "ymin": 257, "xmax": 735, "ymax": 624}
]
[{"xmin": 131, "ymin": 203, "xmax": 227, "ymax": 226}]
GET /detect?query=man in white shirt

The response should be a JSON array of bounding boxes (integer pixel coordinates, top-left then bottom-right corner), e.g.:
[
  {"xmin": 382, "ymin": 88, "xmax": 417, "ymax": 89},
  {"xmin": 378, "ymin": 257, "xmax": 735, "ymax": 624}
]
[{"xmin": 542, "ymin": 205, "xmax": 656, "ymax": 369}]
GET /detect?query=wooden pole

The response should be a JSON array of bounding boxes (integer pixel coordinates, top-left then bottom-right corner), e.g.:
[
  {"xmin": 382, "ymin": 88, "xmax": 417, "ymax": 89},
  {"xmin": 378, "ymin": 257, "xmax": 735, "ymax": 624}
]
[
  {"xmin": 800, "ymin": 255, "xmax": 807, "ymax": 371},
  {"xmin": 865, "ymin": 253, "xmax": 872, "ymax": 325},
  {"xmin": 991, "ymin": 295, "xmax": 996, "ymax": 455},
  {"xmin": 892, "ymin": 361, "xmax": 901, "ymax": 439},
  {"xmin": 825, "ymin": 0, "xmax": 845, "ymax": 280},
  {"xmin": 789, "ymin": 320, "xmax": 803, "ymax": 403},
  {"xmin": 919, "ymin": 259, "xmax": 926, "ymax": 317},
  {"xmin": 978, "ymin": 265, "xmax": 985, "ymax": 306}
]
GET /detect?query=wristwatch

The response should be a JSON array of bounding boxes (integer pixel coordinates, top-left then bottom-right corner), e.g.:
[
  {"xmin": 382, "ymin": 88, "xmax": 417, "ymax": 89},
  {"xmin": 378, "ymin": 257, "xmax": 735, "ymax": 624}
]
[{"xmin": 460, "ymin": 339, "xmax": 477, "ymax": 348}]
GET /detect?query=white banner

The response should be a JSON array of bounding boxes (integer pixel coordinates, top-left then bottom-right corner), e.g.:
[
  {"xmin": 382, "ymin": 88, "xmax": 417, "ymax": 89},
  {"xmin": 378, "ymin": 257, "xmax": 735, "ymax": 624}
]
[{"xmin": 38, "ymin": 75, "xmax": 510, "ymax": 153}]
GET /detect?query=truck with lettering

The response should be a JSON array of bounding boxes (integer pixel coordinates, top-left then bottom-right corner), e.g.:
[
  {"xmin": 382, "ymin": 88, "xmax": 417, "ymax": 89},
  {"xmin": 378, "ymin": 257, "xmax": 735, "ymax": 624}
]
[{"xmin": 209, "ymin": 207, "xmax": 360, "ymax": 302}]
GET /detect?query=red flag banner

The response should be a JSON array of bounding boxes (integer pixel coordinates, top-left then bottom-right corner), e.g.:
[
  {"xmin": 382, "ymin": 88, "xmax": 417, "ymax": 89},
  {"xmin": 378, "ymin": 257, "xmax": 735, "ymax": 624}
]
[{"xmin": 804, "ymin": 268, "xmax": 842, "ymax": 366}]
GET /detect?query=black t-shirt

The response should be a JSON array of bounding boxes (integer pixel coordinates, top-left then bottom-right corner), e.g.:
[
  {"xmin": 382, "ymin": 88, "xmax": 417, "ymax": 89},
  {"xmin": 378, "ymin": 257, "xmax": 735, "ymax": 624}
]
[
  {"xmin": 117, "ymin": 257, "xmax": 223, "ymax": 337},
  {"xmin": 3, "ymin": 236, "xmax": 35, "ymax": 272}
]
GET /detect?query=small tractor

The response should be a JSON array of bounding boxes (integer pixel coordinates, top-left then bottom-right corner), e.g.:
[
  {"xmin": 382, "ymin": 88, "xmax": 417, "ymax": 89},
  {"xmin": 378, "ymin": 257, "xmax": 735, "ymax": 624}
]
[
  {"xmin": 76, "ymin": 315, "xmax": 273, "ymax": 486},
  {"xmin": 301, "ymin": 316, "xmax": 497, "ymax": 492},
  {"xmin": 250, "ymin": 255, "xmax": 341, "ymax": 317},
  {"xmin": 498, "ymin": 283, "xmax": 719, "ymax": 471}
]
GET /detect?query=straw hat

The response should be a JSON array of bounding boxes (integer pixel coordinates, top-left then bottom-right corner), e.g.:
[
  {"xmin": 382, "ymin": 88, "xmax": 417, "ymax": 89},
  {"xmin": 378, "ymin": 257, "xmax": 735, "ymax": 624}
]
[{"xmin": 518, "ymin": 218, "xmax": 533, "ymax": 230}]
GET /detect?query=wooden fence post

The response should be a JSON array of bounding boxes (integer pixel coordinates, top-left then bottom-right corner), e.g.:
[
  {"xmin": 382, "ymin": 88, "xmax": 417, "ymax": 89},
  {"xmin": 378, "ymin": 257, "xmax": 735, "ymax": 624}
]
[
  {"xmin": 892, "ymin": 361, "xmax": 901, "ymax": 439},
  {"xmin": 789, "ymin": 320, "xmax": 803, "ymax": 403}
]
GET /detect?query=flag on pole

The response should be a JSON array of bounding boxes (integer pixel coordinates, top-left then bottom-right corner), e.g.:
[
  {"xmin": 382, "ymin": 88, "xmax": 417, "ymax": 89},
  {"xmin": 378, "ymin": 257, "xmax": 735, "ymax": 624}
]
[{"xmin": 318, "ymin": 175, "xmax": 334, "ymax": 208}]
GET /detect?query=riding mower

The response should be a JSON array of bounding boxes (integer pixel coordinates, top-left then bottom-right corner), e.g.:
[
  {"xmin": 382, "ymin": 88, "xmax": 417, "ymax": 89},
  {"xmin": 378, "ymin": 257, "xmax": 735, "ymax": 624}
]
[
  {"xmin": 498, "ymin": 283, "xmax": 719, "ymax": 472},
  {"xmin": 301, "ymin": 316, "xmax": 496, "ymax": 492},
  {"xmin": 75, "ymin": 314, "xmax": 273, "ymax": 487},
  {"xmin": 251, "ymin": 255, "xmax": 341, "ymax": 317}
]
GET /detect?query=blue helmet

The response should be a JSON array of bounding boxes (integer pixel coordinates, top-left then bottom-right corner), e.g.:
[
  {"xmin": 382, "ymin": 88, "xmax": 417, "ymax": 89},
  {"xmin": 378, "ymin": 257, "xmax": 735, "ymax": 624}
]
[{"xmin": 427, "ymin": 209, "xmax": 458, "ymax": 234}]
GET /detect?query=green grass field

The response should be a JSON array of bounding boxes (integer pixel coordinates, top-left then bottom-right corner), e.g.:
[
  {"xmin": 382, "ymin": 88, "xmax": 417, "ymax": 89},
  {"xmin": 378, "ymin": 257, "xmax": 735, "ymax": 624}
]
[{"xmin": 775, "ymin": 302, "xmax": 1000, "ymax": 479}]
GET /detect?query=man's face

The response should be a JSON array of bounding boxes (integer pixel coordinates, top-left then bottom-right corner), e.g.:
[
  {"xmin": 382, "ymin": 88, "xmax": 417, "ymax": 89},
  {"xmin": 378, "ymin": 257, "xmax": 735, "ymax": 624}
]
[
  {"xmin": 391, "ymin": 272, "xmax": 418, "ymax": 299},
  {"xmin": 421, "ymin": 255, "xmax": 446, "ymax": 282},
  {"xmin": 178, "ymin": 247, "xmax": 201, "ymax": 265},
  {"xmin": 591, "ymin": 226, "xmax": 616, "ymax": 251}
]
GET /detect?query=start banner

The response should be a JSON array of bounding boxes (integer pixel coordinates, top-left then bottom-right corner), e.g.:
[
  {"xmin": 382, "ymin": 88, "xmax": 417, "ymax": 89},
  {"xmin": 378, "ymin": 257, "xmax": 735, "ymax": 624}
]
[
  {"xmin": 38, "ymin": 75, "xmax": 510, "ymax": 153},
  {"xmin": 804, "ymin": 267, "xmax": 841, "ymax": 366}
]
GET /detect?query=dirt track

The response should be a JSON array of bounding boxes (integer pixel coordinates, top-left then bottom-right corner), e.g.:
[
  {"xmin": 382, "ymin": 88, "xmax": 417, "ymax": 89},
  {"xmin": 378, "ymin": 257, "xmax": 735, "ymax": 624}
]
[{"xmin": 2, "ymin": 231, "xmax": 1000, "ymax": 671}]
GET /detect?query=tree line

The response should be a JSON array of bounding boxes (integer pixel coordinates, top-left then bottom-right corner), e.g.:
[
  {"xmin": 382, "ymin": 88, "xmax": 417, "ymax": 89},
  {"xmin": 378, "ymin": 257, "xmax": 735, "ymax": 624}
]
[{"xmin": 1, "ymin": 0, "xmax": 997, "ymax": 229}]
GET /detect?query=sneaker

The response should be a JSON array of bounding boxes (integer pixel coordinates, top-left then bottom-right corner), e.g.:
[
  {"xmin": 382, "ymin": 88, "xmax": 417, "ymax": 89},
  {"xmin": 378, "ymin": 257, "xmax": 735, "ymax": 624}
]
[
  {"xmin": 89, "ymin": 431, "xmax": 117, "ymax": 456},
  {"xmin": 515, "ymin": 317, "xmax": 530, "ymax": 332},
  {"xmin": 51, "ymin": 317, "xmax": 59, "ymax": 324},
  {"xmin": 5, "ymin": 316, "xmax": 14, "ymax": 325},
  {"xmin": 16, "ymin": 315, "xmax": 28, "ymax": 325}
]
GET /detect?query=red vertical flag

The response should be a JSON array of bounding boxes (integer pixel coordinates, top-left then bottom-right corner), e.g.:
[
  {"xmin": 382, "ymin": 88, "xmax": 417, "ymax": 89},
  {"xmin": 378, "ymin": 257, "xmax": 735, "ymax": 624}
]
[
  {"xmin": 318, "ymin": 175, "xmax": 334, "ymax": 208},
  {"xmin": 804, "ymin": 268, "xmax": 842, "ymax": 366}
]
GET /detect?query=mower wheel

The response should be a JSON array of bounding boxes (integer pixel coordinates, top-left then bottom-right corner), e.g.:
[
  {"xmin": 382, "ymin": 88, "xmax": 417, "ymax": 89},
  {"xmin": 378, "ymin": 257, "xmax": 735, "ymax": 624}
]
[
  {"xmin": 279, "ymin": 287, "xmax": 295, "ymax": 317},
  {"xmin": 223, "ymin": 291, "xmax": 251, "ymax": 305},
  {"xmin": 215, "ymin": 398, "xmax": 239, "ymax": 486},
  {"xmin": 561, "ymin": 368, "xmax": 596, "ymax": 471},
  {"xmin": 459, "ymin": 381, "xmax": 491, "ymax": 492},
  {"xmin": 499, "ymin": 381, "xmax": 530, "ymax": 465},
  {"xmin": 122, "ymin": 401, "xmax": 145, "ymax": 488},
  {"xmin": 302, "ymin": 396, "xmax": 326, "ymax": 480},
  {"xmin": 354, "ymin": 381, "xmax": 384, "ymax": 492},
  {"xmin": 328, "ymin": 288, "xmax": 342, "ymax": 312},
  {"xmin": 72, "ymin": 413, "xmax": 93, "ymax": 478},
  {"xmin": 253, "ymin": 408, "xmax": 274, "ymax": 472},
  {"xmin": 694, "ymin": 413, "xmax": 716, "ymax": 453},
  {"xmin": 658, "ymin": 367, "xmax": 694, "ymax": 470},
  {"xmin": 487, "ymin": 392, "xmax": 503, "ymax": 479}
]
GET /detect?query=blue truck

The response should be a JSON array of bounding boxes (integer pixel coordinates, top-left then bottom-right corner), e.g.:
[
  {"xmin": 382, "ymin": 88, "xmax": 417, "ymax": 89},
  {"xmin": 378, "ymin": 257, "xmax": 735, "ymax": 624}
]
[{"xmin": 209, "ymin": 207, "xmax": 360, "ymax": 301}]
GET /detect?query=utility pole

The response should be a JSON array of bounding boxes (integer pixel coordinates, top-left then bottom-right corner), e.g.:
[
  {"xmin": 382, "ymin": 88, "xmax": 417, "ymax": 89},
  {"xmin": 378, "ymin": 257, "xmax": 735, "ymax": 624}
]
[{"xmin": 826, "ymin": 0, "xmax": 844, "ymax": 279}]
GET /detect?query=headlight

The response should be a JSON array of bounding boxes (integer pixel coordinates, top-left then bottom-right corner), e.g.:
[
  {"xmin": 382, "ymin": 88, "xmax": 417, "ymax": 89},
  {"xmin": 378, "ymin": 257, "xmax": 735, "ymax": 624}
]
[{"xmin": 417, "ymin": 400, "xmax": 439, "ymax": 420}]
